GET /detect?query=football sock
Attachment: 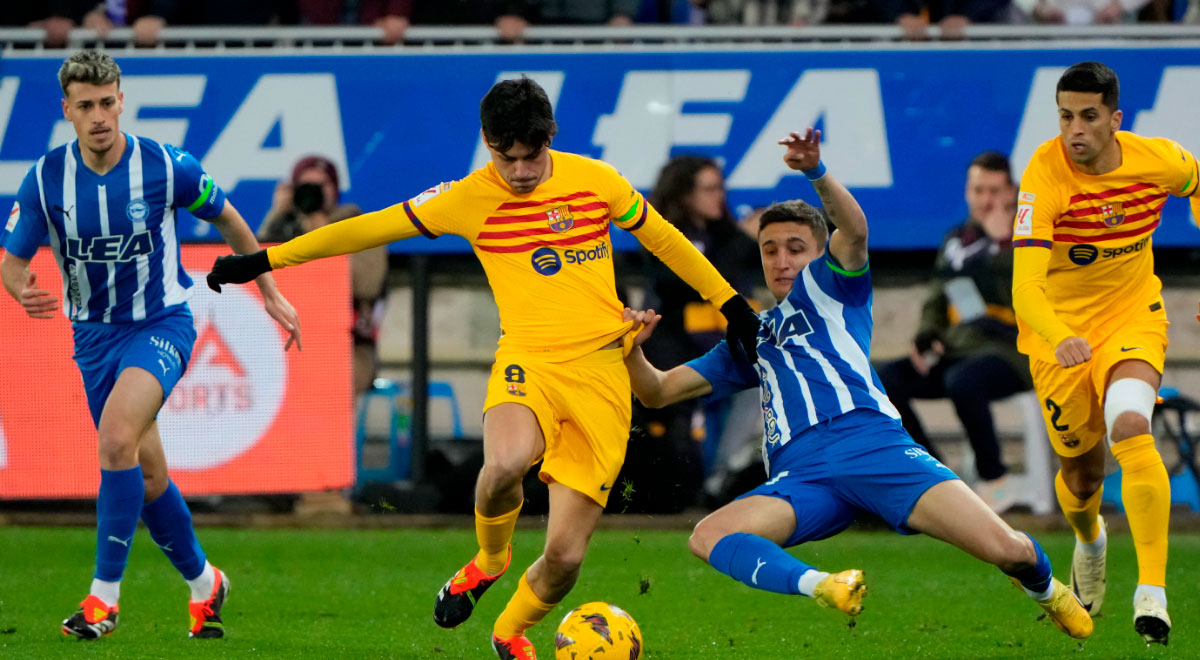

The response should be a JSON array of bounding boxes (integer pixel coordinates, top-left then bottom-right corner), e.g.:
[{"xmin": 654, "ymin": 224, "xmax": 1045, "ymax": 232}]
[
  {"xmin": 1078, "ymin": 522, "xmax": 1107, "ymax": 558},
  {"xmin": 1112, "ymin": 434, "xmax": 1170, "ymax": 586},
  {"xmin": 90, "ymin": 579, "xmax": 120, "ymax": 605},
  {"xmin": 1054, "ymin": 470, "xmax": 1102, "ymax": 544},
  {"xmin": 708, "ymin": 532, "xmax": 816, "ymax": 596},
  {"xmin": 796, "ymin": 569, "xmax": 831, "ymax": 598},
  {"xmin": 476, "ymin": 504, "xmax": 521, "ymax": 575},
  {"xmin": 1134, "ymin": 584, "xmax": 1167, "ymax": 608},
  {"xmin": 141, "ymin": 480, "xmax": 207, "ymax": 582},
  {"xmin": 187, "ymin": 562, "xmax": 216, "ymax": 602},
  {"xmin": 493, "ymin": 572, "xmax": 556, "ymax": 639},
  {"xmin": 95, "ymin": 466, "xmax": 145, "ymax": 583},
  {"xmin": 1002, "ymin": 532, "xmax": 1054, "ymax": 600}
]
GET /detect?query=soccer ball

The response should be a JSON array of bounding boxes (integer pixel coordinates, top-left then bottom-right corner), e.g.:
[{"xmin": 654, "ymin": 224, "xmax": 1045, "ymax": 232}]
[{"xmin": 554, "ymin": 601, "xmax": 643, "ymax": 660}]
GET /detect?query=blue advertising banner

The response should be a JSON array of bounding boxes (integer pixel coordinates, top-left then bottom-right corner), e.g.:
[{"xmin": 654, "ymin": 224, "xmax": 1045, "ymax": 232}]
[{"xmin": 1, "ymin": 47, "xmax": 1198, "ymax": 252}]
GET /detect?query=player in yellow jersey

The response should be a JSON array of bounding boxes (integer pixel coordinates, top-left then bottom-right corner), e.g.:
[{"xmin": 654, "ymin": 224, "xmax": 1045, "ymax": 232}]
[
  {"xmin": 206, "ymin": 78, "xmax": 760, "ymax": 660},
  {"xmin": 1012, "ymin": 61, "xmax": 1200, "ymax": 646}
]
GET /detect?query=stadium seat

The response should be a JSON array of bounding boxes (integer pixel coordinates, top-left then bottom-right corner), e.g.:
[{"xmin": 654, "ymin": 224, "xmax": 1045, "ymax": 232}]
[{"xmin": 354, "ymin": 378, "xmax": 466, "ymax": 489}]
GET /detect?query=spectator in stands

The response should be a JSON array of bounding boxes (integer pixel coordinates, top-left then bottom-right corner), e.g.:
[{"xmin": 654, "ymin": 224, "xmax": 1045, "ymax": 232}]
[
  {"xmin": 258, "ymin": 156, "xmax": 387, "ymax": 396},
  {"xmin": 877, "ymin": 151, "xmax": 1029, "ymax": 512},
  {"xmin": 297, "ymin": 0, "xmax": 412, "ymax": 43},
  {"xmin": 875, "ymin": 0, "xmax": 1015, "ymax": 38},
  {"xmin": 701, "ymin": 0, "xmax": 832, "ymax": 25},
  {"xmin": 620, "ymin": 155, "xmax": 761, "ymax": 511},
  {"xmin": 131, "ymin": 0, "xmax": 296, "ymax": 46},
  {"xmin": 410, "ymin": 1, "xmax": 535, "ymax": 40},
  {"xmin": 534, "ymin": 0, "xmax": 643, "ymax": 23},
  {"xmin": 1015, "ymin": 0, "xmax": 1149, "ymax": 23},
  {"xmin": 2, "ymin": 2, "xmax": 113, "ymax": 47}
]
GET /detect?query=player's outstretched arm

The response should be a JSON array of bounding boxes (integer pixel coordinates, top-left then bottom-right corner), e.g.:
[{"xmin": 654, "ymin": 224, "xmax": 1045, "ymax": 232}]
[
  {"xmin": 208, "ymin": 202, "xmax": 426, "ymax": 292},
  {"xmin": 622, "ymin": 307, "xmax": 714, "ymax": 407},
  {"xmin": 0, "ymin": 252, "xmax": 59, "ymax": 319},
  {"xmin": 208, "ymin": 200, "xmax": 303, "ymax": 351},
  {"xmin": 780, "ymin": 128, "xmax": 868, "ymax": 272}
]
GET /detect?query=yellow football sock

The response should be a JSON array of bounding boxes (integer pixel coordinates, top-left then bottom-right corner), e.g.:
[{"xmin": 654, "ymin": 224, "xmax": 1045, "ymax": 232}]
[
  {"xmin": 1112, "ymin": 434, "xmax": 1170, "ymax": 586},
  {"xmin": 1055, "ymin": 470, "xmax": 1103, "ymax": 544},
  {"xmin": 493, "ymin": 572, "xmax": 557, "ymax": 639},
  {"xmin": 476, "ymin": 504, "xmax": 522, "ymax": 575}
]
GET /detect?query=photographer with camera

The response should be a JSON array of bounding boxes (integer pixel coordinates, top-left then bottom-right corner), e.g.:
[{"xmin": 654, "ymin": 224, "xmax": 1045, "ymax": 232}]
[{"xmin": 259, "ymin": 155, "xmax": 388, "ymax": 396}]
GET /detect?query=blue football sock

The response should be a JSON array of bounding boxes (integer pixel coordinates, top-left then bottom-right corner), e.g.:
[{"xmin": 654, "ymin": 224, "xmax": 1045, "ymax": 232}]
[
  {"xmin": 1002, "ymin": 532, "xmax": 1053, "ymax": 597},
  {"xmin": 141, "ymin": 480, "xmax": 207, "ymax": 580},
  {"xmin": 95, "ymin": 466, "xmax": 145, "ymax": 582},
  {"xmin": 708, "ymin": 532, "xmax": 816, "ymax": 596}
]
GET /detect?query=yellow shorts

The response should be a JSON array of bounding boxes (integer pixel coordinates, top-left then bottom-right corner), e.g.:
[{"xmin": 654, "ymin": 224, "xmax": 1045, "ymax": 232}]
[
  {"xmin": 1030, "ymin": 304, "xmax": 1168, "ymax": 457},
  {"xmin": 482, "ymin": 346, "xmax": 631, "ymax": 507}
]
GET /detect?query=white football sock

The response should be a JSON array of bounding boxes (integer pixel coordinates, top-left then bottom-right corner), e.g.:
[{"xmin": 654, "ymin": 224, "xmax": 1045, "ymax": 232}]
[
  {"xmin": 90, "ymin": 578, "xmax": 120, "ymax": 605},
  {"xmin": 1026, "ymin": 582, "xmax": 1055, "ymax": 602},
  {"xmin": 1077, "ymin": 524, "xmax": 1106, "ymax": 557},
  {"xmin": 187, "ymin": 562, "xmax": 216, "ymax": 601},
  {"xmin": 797, "ymin": 570, "xmax": 829, "ymax": 597},
  {"xmin": 1134, "ymin": 584, "xmax": 1167, "ymax": 608}
]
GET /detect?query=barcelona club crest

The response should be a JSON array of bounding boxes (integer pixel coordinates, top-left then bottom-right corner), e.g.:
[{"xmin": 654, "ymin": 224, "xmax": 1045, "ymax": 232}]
[
  {"xmin": 547, "ymin": 205, "xmax": 574, "ymax": 233},
  {"xmin": 1099, "ymin": 201, "xmax": 1124, "ymax": 227}
]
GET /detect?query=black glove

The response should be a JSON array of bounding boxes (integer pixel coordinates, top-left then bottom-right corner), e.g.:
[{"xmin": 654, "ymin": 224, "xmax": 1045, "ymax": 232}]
[
  {"xmin": 720, "ymin": 295, "xmax": 761, "ymax": 363},
  {"xmin": 207, "ymin": 250, "xmax": 272, "ymax": 293}
]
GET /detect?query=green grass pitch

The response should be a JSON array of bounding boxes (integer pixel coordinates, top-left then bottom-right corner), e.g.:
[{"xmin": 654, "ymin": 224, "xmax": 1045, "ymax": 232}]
[{"xmin": 0, "ymin": 525, "xmax": 1192, "ymax": 658}]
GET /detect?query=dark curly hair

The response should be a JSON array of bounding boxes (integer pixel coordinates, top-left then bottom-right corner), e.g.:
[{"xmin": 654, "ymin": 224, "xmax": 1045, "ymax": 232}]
[
  {"xmin": 480, "ymin": 77, "xmax": 558, "ymax": 154},
  {"xmin": 649, "ymin": 155, "xmax": 732, "ymax": 230}
]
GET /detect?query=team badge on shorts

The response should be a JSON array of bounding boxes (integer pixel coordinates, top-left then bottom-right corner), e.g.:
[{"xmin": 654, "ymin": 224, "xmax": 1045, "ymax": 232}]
[
  {"xmin": 547, "ymin": 205, "xmax": 574, "ymax": 233},
  {"xmin": 1100, "ymin": 202, "xmax": 1124, "ymax": 227},
  {"xmin": 506, "ymin": 383, "xmax": 526, "ymax": 397}
]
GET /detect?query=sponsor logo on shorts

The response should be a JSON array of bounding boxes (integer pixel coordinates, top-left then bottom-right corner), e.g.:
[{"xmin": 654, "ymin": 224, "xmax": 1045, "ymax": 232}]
[{"xmin": 1059, "ymin": 434, "xmax": 1081, "ymax": 448}]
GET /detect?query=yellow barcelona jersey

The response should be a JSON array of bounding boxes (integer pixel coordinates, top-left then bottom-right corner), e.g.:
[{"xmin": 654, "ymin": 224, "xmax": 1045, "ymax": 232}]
[
  {"xmin": 268, "ymin": 150, "xmax": 736, "ymax": 362},
  {"xmin": 1011, "ymin": 131, "xmax": 1200, "ymax": 362}
]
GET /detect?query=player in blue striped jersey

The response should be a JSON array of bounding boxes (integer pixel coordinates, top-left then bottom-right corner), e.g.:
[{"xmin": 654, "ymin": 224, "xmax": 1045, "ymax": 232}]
[
  {"xmin": 0, "ymin": 51, "xmax": 301, "ymax": 640},
  {"xmin": 623, "ymin": 128, "xmax": 1093, "ymax": 640}
]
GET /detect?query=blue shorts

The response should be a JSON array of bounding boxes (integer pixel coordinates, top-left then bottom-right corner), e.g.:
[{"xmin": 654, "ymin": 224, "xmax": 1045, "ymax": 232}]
[
  {"xmin": 738, "ymin": 408, "xmax": 959, "ymax": 547},
  {"xmin": 72, "ymin": 305, "xmax": 197, "ymax": 427}
]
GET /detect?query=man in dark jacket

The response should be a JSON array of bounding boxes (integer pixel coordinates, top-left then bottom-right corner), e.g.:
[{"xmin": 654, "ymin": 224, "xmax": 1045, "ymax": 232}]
[{"xmin": 878, "ymin": 151, "xmax": 1031, "ymax": 512}]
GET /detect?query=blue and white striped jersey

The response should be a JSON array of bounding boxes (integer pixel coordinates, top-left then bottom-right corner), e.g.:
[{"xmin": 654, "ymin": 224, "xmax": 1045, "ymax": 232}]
[
  {"xmin": 687, "ymin": 253, "xmax": 900, "ymax": 469},
  {"xmin": 3, "ymin": 133, "xmax": 225, "ymax": 324}
]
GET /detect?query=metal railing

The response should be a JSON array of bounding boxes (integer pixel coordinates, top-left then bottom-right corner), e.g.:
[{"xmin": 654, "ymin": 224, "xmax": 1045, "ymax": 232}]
[{"xmin": 3, "ymin": 24, "xmax": 1200, "ymax": 53}]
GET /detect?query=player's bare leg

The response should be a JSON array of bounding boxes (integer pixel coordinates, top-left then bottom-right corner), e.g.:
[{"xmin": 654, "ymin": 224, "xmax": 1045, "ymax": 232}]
[
  {"xmin": 491, "ymin": 483, "xmax": 605, "ymax": 659},
  {"xmin": 1105, "ymin": 359, "xmax": 1170, "ymax": 645},
  {"xmin": 63, "ymin": 368, "xmax": 159, "ymax": 640},
  {"xmin": 907, "ymin": 479, "xmax": 1093, "ymax": 639},
  {"xmin": 434, "ymin": 403, "xmax": 544, "ymax": 629},
  {"xmin": 1057, "ymin": 442, "xmax": 1108, "ymax": 615},
  {"xmin": 691, "ymin": 494, "xmax": 865, "ymax": 617}
]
